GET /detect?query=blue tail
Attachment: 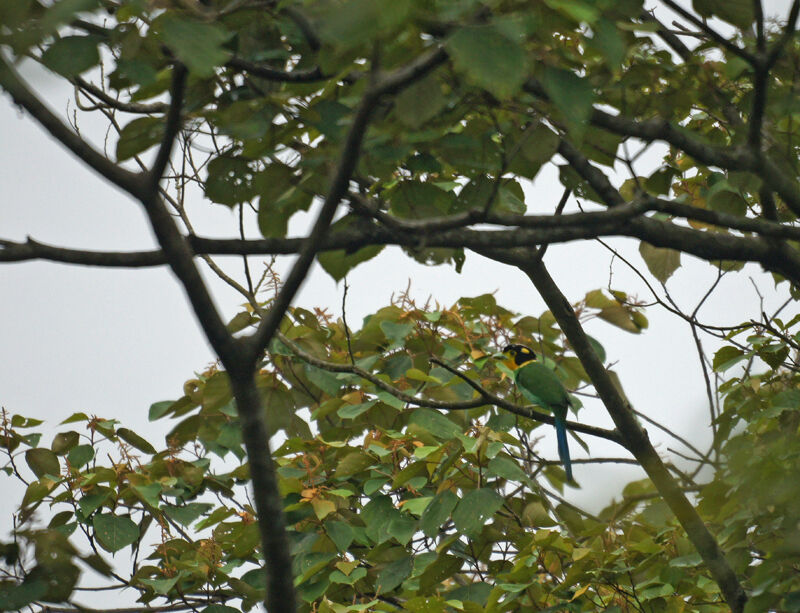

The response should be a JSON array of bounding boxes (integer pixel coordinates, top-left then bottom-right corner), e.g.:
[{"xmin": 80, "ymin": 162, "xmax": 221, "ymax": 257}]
[{"xmin": 554, "ymin": 416, "xmax": 573, "ymax": 482}]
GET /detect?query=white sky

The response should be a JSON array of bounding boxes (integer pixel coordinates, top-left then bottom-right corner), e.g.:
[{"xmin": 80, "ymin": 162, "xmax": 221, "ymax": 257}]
[{"xmin": 0, "ymin": 0, "xmax": 798, "ymax": 597}]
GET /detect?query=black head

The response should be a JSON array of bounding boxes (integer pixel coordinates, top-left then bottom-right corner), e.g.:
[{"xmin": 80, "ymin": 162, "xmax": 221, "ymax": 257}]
[{"xmin": 502, "ymin": 344, "xmax": 537, "ymax": 366}]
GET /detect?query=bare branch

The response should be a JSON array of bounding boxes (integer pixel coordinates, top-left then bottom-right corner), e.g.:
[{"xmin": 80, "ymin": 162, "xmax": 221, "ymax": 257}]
[
  {"xmin": 0, "ymin": 55, "xmax": 143, "ymax": 198},
  {"xmin": 226, "ymin": 57, "xmax": 326, "ymax": 82},
  {"xmin": 5, "ymin": 194, "xmax": 800, "ymax": 283},
  {"xmin": 148, "ymin": 65, "xmax": 187, "ymax": 193},
  {"xmin": 640, "ymin": 9, "xmax": 692, "ymax": 61},
  {"xmin": 766, "ymin": 0, "xmax": 800, "ymax": 67},
  {"xmin": 660, "ymin": 0, "xmax": 757, "ymax": 64},
  {"xmin": 73, "ymin": 77, "xmax": 169, "ymax": 114}
]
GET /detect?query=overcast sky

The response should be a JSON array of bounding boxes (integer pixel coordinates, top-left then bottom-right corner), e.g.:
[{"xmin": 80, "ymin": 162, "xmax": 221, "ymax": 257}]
[{"xmin": 1, "ymin": 1, "xmax": 797, "ymax": 587}]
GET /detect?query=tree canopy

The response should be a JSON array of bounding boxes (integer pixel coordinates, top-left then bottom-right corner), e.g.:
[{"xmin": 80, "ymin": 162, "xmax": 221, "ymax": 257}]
[{"xmin": 2, "ymin": 1, "xmax": 800, "ymax": 612}]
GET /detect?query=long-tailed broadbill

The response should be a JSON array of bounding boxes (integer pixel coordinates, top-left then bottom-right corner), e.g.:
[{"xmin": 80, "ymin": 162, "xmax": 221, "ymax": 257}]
[{"xmin": 502, "ymin": 344, "xmax": 575, "ymax": 483}]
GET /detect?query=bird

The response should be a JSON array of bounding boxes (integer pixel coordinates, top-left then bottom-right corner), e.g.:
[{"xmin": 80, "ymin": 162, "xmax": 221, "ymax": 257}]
[{"xmin": 501, "ymin": 344, "xmax": 575, "ymax": 484}]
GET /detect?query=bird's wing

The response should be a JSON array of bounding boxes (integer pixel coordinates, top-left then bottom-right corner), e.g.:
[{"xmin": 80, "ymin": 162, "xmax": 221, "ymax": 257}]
[{"xmin": 514, "ymin": 362, "xmax": 570, "ymax": 411}]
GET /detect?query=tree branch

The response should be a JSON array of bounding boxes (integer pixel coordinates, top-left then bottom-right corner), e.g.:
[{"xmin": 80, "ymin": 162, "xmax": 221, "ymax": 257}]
[
  {"xmin": 148, "ymin": 65, "xmax": 187, "ymax": 192},
  {"xmin": 584, "ymin": 107, "xmax": 800, "ymax": 216},
  {"xmin": 660, "ymin": 0, "xmax": 756, "ymax": 64},
  {"xmin": 242, "ymin": 88, "xmax": 379, "ymax": 366},
  {"xmin": 766, "ymin": 0, "xmax": 800, "ymax": 68},
  {"xmin": 0, "ymin": 55, "xmax": 143, "ymax": 198},
  {"xmin": 518, "ymin": 257, "xmax": 748, "ymax": 613},
  {"xmin": 272, "ymin": 333, "xmax": 624, "ymax": 445},
  {"xmin": 556, "ymin": 139, "xmax": 800, "ymax": 284},
  {"xmin": 242, "ymin": 46, "xmax": 448, "ymax": 366},
  {"xmin": 5, "ymin": 198, "xmax": 800, "ymax": 283},
  {"xmin": 73, "ymin": 76, "xmax": 169, "ymax": 114},
  {"xmin": 226, "ymin": 57, "xmax": 326, "ymax": 83},
  {"xmin": 639, "ymin": 9, "xmax": 692, "ymax": 61},
  {"xmin": 227, "ymin": 371, "xmax": 296, "ymax": 613}
]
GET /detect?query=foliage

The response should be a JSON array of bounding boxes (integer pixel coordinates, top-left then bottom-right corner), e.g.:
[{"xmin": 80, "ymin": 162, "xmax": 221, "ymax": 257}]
[
  {"xmin": 0, "ymin": 293, "xmax": 782, "ymax": 612},
  {"xmin": 3, "ymin": 0, "xmax": 800, "ymax": 612},
  {"xmin": 2, "ymin": 292, "xmax": 799, "ymax": 612}
]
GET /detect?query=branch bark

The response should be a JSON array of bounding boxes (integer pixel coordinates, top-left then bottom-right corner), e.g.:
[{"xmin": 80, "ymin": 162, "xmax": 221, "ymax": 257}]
[
  {"xmin": 0, "ymin": 55, "xmax": 143, "ymax": 197},
  {"xmin": 518, "ymin": 257, "xmax": 748, "ymax": 613}
]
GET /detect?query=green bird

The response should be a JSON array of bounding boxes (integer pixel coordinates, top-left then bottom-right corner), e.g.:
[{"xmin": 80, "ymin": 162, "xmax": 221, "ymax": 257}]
[{"xmin": 502, "ymin": 344, "xmax": 575, "ymax": 483}]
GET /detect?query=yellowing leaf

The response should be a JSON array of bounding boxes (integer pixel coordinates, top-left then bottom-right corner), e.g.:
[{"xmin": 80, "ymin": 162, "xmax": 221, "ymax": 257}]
[
  {"xmin": 311, "ymin": 497, "xmax": 337, "ymax": 520},
  {"xmin": 569, "ymin": 584, "xmax": 590, "ymax": 601},
  {"xmin": 639, "ymin": 242, "xmax": 681, "ymax": 284}
]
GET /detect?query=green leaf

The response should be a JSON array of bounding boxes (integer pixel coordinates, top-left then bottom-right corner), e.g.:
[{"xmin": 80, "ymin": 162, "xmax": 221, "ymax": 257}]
[
  {"xmin": 41, "ymin": 0, "xmax": 99, "ymax": 32},
  {"xmin": 693, "ymin": 0, "xmax": 754, "ymax": 29},
  {"xmin": 487, "ymin": 455, "xmax": 528, "ymax": 482},
  {"xmin": 0, "ymin": 580, "xmax": 48, "ymax": 611},
  {"xmin": 541, "ymin": 66, "xmax": 595, "ymax": 137},
  {"xmin": 337, "ymin": 399, "xmax": 378, "ymax": 419},
  {"xmin": 61, "ymin": 412, "xmax": 89, "ymax": 424},
  {"xmin": 597, "ymin": 305, "xmax": 641, "ymax": 333},
  {"xmin": 713, "ymin": 346, "xmax": 746, "ymax": 371},
  {"xmin": 117, "ymin": 428, "xmax": 157, "ymax": 455},
  {"xmin": 25, "ymin": 448, "xmax": 60, "ymax": 479},
  {"xmin": 139, "ymin": 575, "xmax": 180, "ymax": 595},
  {"xmin": 518, "ymin": 123, "xmax": 560, "ymax": 166},
  {"xmin": 592, "ymin": 18, "xmax": 626, "ymax": 68},
  {"xmin": 51, "ymin": 431, "xmax": 79, "ymax": 455},
  {"xmin": 205, "ymin": 156, "xmax": 256, "ymax": 207},
  {"xmin": 420, "ymin": 490, "xmax": 458, "ymax": 537},
  {"xmin": 639, "ymin": 242, "xmax": 681, "ymax": 283},
  {"xmin": 304, "ymin": 364, "xmax": 343, "ymax": 396},
  {"xmin": 158, "ymin": 15, "xmax": 232, "ymax": 78},
  {"xmin": 93, "ymin": 514, "xmax": 139, "ymax": 553},
  {"xmin": 390, "ymin": 181, "xmax": 453, "ymax": 219},
  {"xmin": 334, "ymin": 451, "xmax": 374, "ymax": 478},
  {"xmin": 377, "ymin": 555, "xmax": 413, "ymax": 594},
  {"xmin": 401, "ymin": 496, "xmax": 432, "ymax": 516},
  {"xmin": 316, "ymin": 0, "xmax": 410, "ymax": 49},
  {"xmin": 318, "ymin": 217, "xmax": 385, "ymax": 281},
  {"xmin": 78, "ymin": 492, "xmax": 109, "ymax": 517},
  {"xmin": 707, "ymin": 181, "xmax": 747, "ymax": 216},
  {"xmin": 452, "ymin": 488, "xmax": 504, "ymax": 537},
  {"xmin": 380, "ymin": 320, "xmax": 414, "ymax": 344},
  {"xmin": 545, "ymin": 0, "xmax": 600, "ymax": 22},
  {"xmin": 585, "ymin": 334, "xmax": 606, "ymax": 363},
  {"xmin": 116, "ymin": 117, "xmax": 164, "ymax": 162},
  {"xmin": 418, "ymin": 553, "xmax": 462, "ymax": 592},
  {"xmin": 255, "ymin": 164, "xmax": 311, "ymax": 236},
  {"xmin": 771, "ymin": 389, "xmax": 800, "ymax": 409},
  {"xmin": 148, "ymin": 400, "xmax": 175, "ymax": 421},
  {"xmin": 395, "ymin": 73, "xmax": 448, "ymax": 128},
  {"xmin": 162, "ymin": 503, "xmax": 213, "ymax": 526},
  {"xmin": 202, "ymin": 372, "xmax": 232, "ymax": 411},
  {"xmin": 408, "ymin": 409, "xmax": 462, "ymax": 440},
  {"xmin": 132, "ymin": 483, "xmax": 161, "ymax": 508},
  {"xmin": 67, "ymin": 444, "xmax": 94, "ymax": 469},
  {"xmin": 326, "ymin": 520, "xmax": 355, "ymax": 551},
  {"xmin": 447, "ymin": 25, "xmax": 527, "ymax": 99},
  {"xmin": 41, "ymin": 35, "xmax": 99, "ymax": 77}
]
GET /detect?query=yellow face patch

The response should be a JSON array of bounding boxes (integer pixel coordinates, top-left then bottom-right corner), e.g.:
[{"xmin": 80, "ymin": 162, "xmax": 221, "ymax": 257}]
[{"xmin": 502, "ymin": 344, "xmax": 536, "ymax": 367}]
